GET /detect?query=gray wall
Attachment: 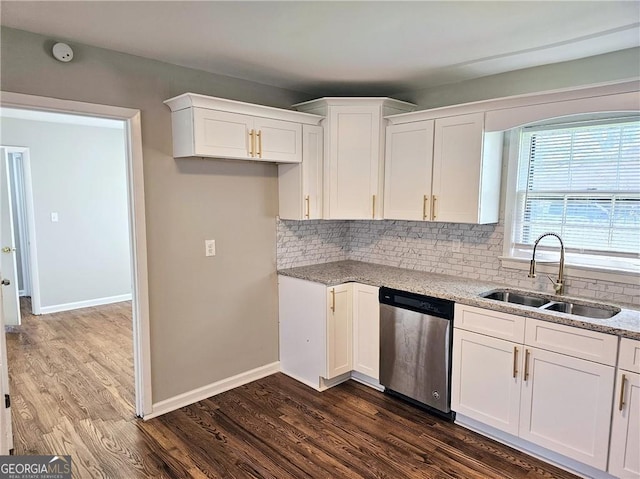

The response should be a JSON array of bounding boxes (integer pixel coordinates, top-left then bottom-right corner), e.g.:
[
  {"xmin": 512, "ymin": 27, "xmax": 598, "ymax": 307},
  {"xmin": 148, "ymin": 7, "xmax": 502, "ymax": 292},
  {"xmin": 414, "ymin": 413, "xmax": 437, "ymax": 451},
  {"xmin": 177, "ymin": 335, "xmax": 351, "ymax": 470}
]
[
  {"xmin": 1, "ymin": 117, "xmax": 131, "ymax": 309},
  {"xmin": 395, "ymin": 48, "xmax": 640, "ymax": 108},
  {"xmin": 0, "ymin": 27, "xmax": 309, "ymax": 402}
]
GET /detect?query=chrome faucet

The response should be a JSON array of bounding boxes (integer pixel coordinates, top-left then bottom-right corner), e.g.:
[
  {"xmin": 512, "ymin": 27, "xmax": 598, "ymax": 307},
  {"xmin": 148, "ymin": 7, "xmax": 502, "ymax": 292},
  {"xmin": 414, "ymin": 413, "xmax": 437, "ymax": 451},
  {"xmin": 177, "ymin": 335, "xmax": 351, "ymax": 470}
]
[{"xmin": 528, "ymin": 232, "xmax": 565, "ymax": 295}]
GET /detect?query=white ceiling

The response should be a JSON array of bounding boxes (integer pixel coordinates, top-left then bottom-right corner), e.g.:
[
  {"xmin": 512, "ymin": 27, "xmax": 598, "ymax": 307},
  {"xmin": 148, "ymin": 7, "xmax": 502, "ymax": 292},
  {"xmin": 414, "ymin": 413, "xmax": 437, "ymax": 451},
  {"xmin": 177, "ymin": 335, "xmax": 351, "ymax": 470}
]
[{"xmin": 1, "ymin": 1, "xmax": 639, "ymax": 96}]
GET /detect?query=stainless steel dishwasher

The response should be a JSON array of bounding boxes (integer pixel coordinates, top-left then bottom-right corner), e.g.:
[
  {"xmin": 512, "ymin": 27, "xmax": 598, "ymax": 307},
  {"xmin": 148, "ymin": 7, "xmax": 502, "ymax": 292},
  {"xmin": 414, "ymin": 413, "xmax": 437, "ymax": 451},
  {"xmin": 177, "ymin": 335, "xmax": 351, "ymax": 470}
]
[{"xmin": 379, "ymin": 287, "xmax": 455, "ymax": 419}]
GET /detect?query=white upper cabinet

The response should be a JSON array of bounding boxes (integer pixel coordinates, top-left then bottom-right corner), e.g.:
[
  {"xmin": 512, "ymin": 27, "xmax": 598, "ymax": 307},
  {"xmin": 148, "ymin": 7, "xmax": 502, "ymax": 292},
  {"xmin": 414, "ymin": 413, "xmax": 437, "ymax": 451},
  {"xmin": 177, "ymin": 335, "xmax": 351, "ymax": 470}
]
[
  {"xmin": 384, "ymin": 121, "xmax": 434, "ymax": 221},
  {"xmin": 385, "ymin": 111, "xmax": 503, "ymax": 224},
  {"xmin": 164, "ymin": 93, "xmax": 322, "ymax": 163},
  {"xmin": 295, "ymin": 98, "xmax": 415, "ymax": 219},
  {"xmin": 432, "ymin": 113, "xmax": 502, "ymax": 224},
  {"xmin": 278, "ymin": 124, "xmax": 324, "ymax": 220}
]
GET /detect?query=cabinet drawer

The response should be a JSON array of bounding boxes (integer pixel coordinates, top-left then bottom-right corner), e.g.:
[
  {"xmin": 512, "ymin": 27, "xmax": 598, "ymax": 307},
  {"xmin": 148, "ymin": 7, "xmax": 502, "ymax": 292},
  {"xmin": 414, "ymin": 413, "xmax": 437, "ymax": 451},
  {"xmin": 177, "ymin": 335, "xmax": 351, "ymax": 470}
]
[
  {"xmin": 454, "ymin": 304, "xmax": 525, "ymax": 343},
  {"xmin": 525, "ymin": 318, "xmax": 618, "ymax": 366},
  {"xmin": 618, "ymin": 338, "xmax": 640, "ymax": 373}
]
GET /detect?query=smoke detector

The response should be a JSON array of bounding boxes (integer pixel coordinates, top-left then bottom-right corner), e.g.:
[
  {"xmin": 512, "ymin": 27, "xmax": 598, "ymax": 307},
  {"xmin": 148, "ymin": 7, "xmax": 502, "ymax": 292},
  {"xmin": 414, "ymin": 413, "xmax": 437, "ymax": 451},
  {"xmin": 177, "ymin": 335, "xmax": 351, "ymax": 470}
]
[{"xmin": 52, "ymin": 43, "xmax": 73, "ymax": 62}]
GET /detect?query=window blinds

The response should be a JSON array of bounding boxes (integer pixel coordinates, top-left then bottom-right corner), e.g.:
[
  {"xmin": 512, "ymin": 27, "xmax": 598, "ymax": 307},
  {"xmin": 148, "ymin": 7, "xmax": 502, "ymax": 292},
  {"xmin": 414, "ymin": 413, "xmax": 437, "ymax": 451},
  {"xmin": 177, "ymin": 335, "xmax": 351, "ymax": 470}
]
[{"xmin": 514, "ymin": 118, "xmax": 640, "ymax": 257}]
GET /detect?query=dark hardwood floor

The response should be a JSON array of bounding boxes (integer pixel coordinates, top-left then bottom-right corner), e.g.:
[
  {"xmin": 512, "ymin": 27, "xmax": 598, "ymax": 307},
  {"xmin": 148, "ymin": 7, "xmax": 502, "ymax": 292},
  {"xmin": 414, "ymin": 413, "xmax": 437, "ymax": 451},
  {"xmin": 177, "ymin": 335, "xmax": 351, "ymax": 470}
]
[{"xmin": 6, "ymin": 298, "xmax": 578, "ymax": 478}]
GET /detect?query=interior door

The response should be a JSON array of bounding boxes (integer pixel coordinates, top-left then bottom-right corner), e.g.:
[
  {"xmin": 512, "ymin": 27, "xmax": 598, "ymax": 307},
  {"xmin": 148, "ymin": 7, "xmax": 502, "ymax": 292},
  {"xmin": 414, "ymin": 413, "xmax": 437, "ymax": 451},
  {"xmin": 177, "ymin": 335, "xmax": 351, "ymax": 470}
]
[
  {"xmin": 0, "ymin": 149, "xmax": 20, "ymax": 326},
  {"xmin": 0, "ymin": 148, "xmax": 14, "ymax": 454}
]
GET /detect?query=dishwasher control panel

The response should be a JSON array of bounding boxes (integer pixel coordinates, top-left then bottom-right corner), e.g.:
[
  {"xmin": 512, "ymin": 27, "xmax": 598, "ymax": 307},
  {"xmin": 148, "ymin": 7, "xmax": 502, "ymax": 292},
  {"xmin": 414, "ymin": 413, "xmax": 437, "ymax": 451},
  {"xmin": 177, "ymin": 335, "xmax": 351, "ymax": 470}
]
[{"xmin": 379, "ymin": 287, "xmax": 454, "ymax": 319}]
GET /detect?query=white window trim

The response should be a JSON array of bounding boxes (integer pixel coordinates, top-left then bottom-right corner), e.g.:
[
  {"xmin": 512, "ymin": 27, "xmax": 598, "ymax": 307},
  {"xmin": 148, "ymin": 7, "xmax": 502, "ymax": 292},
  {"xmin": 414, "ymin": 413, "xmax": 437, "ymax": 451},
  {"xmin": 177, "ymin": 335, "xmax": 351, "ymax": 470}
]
[{"xmin": 501, "ymin": 130, "xmax": 639, "ymax": 285}]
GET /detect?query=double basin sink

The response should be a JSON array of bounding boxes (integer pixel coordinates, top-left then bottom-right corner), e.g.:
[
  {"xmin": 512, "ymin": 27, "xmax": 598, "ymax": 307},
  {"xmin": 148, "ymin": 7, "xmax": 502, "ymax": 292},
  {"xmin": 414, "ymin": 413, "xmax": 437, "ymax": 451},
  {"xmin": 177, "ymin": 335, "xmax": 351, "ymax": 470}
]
[{"xmin": 481, "ymin": 289, "xmax": 621, "ymax": 320}]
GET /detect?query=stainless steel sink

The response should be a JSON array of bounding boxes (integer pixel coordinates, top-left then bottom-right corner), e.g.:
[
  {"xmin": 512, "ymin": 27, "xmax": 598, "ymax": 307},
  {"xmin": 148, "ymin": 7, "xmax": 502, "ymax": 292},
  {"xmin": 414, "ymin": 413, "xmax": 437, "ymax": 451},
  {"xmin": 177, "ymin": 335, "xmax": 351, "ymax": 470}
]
[
  {"xmin": 481, "ymin": 290, "xmax": 549, "ymax": 308},
  {"xmin": 542, "ymin": 301, "xmax": 621, "ymax": 319},
  {"xmin": 480, "ymin": 289, "xmax": 621, "ymax": 319}
]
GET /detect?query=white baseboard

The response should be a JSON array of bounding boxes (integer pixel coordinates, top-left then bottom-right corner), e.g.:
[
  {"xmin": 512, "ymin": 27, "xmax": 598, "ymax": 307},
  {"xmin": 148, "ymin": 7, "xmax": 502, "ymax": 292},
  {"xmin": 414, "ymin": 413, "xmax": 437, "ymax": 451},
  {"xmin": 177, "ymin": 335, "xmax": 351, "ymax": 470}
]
[
  {"xmin": 145, "ymin": 361, "xmax": 280, "ymax": 420},
  {"xmin": 350, "ymin": 371, "xmax": 384, "ymax": 391},
  {"xmin": 319, "ymin": 372, "xmax": 351, "ymax": 391},
  {"xmin": 455, "ymin": 414, "xmax": 616, "ymax": 479},
  {"xmin": 39, "ymin": 294, "xmax": 132, "ymax": 314},
  {"xmin": 279, "ymin": 370, "xmax": 321, "ymax": 391}
]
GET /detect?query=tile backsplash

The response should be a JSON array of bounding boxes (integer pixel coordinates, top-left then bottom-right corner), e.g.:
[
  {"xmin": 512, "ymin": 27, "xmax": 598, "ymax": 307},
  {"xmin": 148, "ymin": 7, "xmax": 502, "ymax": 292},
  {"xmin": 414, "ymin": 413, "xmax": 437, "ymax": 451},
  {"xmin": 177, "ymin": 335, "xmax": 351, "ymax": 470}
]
[
  {"xmin": 277, "ymin": 220, "xmax": 349, "ymax": 269},
  {"xmin": 277, "ymin": 218, "xmax": 639, "ymax": 306}
]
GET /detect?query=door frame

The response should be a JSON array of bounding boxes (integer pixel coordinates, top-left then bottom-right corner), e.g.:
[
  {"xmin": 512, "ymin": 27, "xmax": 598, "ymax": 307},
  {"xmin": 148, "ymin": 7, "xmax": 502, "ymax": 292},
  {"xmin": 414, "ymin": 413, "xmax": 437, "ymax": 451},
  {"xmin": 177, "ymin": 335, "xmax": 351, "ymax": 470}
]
[
  {"xmin": 0, "ymin": 91, "xmax": 152, "ymax": 417},
  {"xmin": 2, "ymin": 147, "xmax": 36, "ymax": 309},
  {"xmin": 8, "ymin": 148, "xmax": 33, "ymax": 299}
]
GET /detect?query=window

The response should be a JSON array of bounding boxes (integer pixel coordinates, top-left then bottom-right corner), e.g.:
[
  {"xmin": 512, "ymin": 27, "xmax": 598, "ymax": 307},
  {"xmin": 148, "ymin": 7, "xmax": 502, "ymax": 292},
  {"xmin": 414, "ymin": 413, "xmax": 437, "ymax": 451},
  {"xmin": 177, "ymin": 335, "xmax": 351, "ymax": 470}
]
[{"xmin": 509, "ymin": 116, "xmax": 640, "ymax": 273}]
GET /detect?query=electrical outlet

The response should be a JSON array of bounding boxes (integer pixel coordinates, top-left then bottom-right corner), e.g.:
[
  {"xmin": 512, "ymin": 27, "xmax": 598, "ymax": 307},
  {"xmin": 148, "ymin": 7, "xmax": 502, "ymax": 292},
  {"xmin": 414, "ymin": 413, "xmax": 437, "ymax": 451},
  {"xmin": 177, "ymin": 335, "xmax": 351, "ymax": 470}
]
[
  {"xmin": 51, "ymin": 212, "xmax": 59, "ymax": 222},
  {"xmin": 452, "ymin": 239, "xmax": 461, "ymax": 253},
  {"xmin": 205, "ymin": 239, "xmax": 216, "ymax": 257}
]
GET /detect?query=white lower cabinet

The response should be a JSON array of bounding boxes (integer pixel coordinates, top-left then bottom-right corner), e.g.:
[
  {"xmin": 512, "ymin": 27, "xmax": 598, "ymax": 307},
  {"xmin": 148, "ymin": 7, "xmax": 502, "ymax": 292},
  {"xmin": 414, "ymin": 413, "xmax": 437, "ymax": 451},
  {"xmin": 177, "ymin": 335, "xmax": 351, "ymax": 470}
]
[
  {"xmin": 609, "ymin": 338, "xmax": 640, "ymax": 479},
  {"xmin": 352, "ymin": 283, "xmax": 380, "ymax": 380},
  {"xmin": 518, "ymin": 346, "xmax": 614, "ymax": 469},
  {"xmin": 453, "ymin": 304, "xmax": 619, "ymax": 474},
  {"xmin": 279, "ymin": 276, "xmax": 379, "ymax": 389},
  {"xmin": 326, "ymin": 284, "xmax": 352, "ymax": 379},
  {"xmin": 452, "ymin": 329, "xmax": 522, "ymax": 435}
]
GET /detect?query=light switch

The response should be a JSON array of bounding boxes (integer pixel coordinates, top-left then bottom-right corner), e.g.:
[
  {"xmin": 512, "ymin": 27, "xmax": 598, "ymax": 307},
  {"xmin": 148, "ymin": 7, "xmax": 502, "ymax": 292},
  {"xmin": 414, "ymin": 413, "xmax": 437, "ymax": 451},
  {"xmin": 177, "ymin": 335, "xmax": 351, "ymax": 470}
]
[
  {"xmin": 51, "ymin": 212, "xmax": 59, "ymax": 222},
  {"xmin": 205, "ymin": 239, "xmax": 216, "ymax": 257}
]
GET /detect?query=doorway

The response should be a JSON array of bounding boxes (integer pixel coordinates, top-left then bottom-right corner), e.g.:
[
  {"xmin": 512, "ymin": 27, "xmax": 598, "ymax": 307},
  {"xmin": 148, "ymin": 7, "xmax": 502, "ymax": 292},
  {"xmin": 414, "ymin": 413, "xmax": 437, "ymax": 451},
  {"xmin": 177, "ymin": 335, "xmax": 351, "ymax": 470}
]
[{"xmin": 0, "ymin": 93, "xmax": 151, "ymax": 435}]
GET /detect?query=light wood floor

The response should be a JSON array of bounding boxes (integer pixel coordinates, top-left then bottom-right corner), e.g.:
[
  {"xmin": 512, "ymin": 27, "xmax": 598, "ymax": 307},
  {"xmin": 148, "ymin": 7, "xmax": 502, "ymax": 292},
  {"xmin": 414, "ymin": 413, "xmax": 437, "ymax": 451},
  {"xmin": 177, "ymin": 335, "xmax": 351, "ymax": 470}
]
[{"xmin": 6, "ymin": 298, "xmax": 578, "ymax": 478}]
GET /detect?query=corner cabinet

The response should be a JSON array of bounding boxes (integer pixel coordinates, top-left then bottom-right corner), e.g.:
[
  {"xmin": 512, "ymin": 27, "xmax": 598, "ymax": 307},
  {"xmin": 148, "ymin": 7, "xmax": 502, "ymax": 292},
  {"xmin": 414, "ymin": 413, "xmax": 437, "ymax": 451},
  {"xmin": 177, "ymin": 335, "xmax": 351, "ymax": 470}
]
[
  {"xmin": 452, "ymin": 304, "xmax": 618, "ymax": 472},
  {"xmin": 384, "ymin": 112, "xmax": 503, "ymax": 224},
  {"xmin": 278, "ymin": 276, "xmax": 379, "ymax": 390},
  {"xmin": 294, "ymin": 98, "xmax": 415, "ymax": 219},
  {"xmin": 164, "ymin": 93, "xmax": 322, "ymax": 163},
  {"xmin": 609, "ymin": 338, "xmax": 640, "ymax": 479}
]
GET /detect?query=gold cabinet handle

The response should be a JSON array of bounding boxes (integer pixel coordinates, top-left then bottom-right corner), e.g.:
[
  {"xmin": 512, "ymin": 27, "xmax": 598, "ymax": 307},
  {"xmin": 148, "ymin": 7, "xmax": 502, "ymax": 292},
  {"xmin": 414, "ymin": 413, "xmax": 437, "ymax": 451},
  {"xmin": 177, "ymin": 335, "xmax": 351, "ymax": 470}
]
[
  {"xmin": 304, "ymin": 195, "xmax": 310, "ymax": 219},
  {"xmin": 423, "ymin": 195, "xmax": 428, "ymax": 220},
  {"xmin": 524, "ymin": 349, "xmax": 530, "ymax": 381},
  {"xmin": 372, "ymin": 195, "xmax": 376, "ymax": 219},
  {"xmin": 513, "ymin": 347, "xmax": 519, "ymax": 378},
  {"xmin": 256, "ymin": 130, "xmax": 262, "ymax": 158},
  {"xmin": 249, "ymin": 129, "xmax": 255, "ymax": 157},
  {"xmin": 330, "ymin": 288, "xmax": 335, "ymax": 313},
  {"xmin": 432, "ymin": 195, "xmax": 438, "ymax": 220},
  {"xmin": 619, "ymin": 374, "xmax": 627, "ymax": 411}
]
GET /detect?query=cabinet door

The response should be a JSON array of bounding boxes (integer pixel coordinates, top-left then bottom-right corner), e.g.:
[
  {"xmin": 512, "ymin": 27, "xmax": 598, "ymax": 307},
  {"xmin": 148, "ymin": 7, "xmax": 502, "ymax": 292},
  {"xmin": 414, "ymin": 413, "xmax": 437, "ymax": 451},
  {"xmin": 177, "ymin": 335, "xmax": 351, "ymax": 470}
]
[
  {"xmin": 352, "ymin": 284, "xmax": 380, "ymax": 380},
  {"xmin": 609, "ymin": 370, "xmax": 640, "ymax": 478},
  {"xmin": 326, "ymin": 106, "xmax": 381, "ymax": 219},
  {"xmin": 384, "ymin": 121, "xmax": 434, "ymax": 221},
  {"xmin": 193, "ymin": 108, "xmax": 252, "ymax": 159},
  {"xmin": 519, "ymin": 347, "xmax": 614, "ymax": 469},
  {"xmin": 302, "ymin": 124, "xmax": 324, "ymax": 219},
  {"xmin": 254, "ymin": 117, "xmax": 302, "ymax": 164},
  {"xmin": 451, "ymin": 329, "xmax": 523, "ymax": 435},
  {"xmin": 432, "ymin": 113, "xmax": 484, "ymax": 223},
  {"xmin": 326, "ymin": 284, "xmax": 352, "ymax": 379},
  {"xmin": 277, "ymin": 124, "xmax": 323, "ymax": 220}
]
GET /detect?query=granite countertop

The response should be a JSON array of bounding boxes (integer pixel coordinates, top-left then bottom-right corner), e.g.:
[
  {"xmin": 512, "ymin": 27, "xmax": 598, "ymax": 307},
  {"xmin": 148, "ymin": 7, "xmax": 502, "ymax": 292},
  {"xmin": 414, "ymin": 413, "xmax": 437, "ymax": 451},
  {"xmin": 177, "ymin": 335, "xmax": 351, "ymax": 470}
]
[{"xmin": 278, "ymin": 260, "xmax": 640, "ymax": 340}]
